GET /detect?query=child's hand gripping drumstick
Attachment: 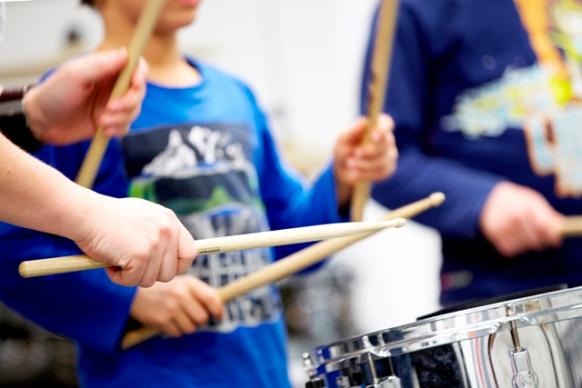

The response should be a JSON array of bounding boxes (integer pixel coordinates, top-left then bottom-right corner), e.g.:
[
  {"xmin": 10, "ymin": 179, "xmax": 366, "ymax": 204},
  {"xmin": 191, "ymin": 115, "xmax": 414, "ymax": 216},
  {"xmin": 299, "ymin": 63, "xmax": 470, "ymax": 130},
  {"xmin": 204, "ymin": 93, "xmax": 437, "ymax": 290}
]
[
  {"xmin": 76, "ymin": 0, "xmax": 166, "ymax": 188},
  {"xmin": 351, "ymin": 0, "xmax": 400, "ymax": 221}
]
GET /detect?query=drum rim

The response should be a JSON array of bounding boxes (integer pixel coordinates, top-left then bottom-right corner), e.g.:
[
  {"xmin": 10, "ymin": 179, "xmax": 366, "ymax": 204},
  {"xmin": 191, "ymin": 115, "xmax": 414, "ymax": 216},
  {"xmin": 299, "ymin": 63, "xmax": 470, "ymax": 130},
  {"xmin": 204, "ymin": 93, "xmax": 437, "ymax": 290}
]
[{"xmin": 304, "ymin": 285, "xmax": 582, "ymax": 373}]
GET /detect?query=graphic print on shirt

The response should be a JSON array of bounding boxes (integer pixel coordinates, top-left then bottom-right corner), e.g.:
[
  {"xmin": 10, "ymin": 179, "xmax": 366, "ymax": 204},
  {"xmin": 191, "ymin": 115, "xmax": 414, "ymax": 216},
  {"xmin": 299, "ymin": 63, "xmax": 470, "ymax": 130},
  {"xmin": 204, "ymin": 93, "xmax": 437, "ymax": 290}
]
[
  {"xmin": 444, "ymin": 0, "xmax": 582, "ymax": 197},
  {"xmin": 123, "ymin": 123, "xmax": 283, "ymax": 333}
]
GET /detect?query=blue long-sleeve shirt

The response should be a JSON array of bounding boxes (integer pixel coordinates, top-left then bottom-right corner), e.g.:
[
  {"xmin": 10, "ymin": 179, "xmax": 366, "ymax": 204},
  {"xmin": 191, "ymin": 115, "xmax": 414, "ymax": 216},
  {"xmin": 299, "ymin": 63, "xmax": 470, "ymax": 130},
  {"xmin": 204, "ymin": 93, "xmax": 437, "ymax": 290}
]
[
  {"xmin": 365, "ymin": 0, "xmax": 582, "ymax": 304},
  {"xmin": 0, "ymin": 59, "xmax": 342, "ymax": 387}
]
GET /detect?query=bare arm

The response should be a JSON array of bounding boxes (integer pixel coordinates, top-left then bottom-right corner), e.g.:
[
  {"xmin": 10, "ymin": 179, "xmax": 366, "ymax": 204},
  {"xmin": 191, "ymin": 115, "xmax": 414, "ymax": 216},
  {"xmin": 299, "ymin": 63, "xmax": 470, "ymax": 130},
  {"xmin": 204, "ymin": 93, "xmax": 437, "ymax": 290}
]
[{"xmin": 0, "ymin": 134, "xmax": 197, "ymax": 286}]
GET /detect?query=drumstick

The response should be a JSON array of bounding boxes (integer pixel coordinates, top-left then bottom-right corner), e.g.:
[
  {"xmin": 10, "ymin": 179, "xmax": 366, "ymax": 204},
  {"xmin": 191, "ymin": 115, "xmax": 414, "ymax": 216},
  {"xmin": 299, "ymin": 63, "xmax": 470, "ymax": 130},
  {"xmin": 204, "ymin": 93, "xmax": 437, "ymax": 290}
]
[
  {"xmin": 351, "ymin": 0, "xmax": 400, "ymax": 221},
  {"xmin": 560, "ymin": 216, "xmax": 582, "ymax": 237},
  {"xmin": 18, "ymin": 219, "xmax": 406, "ymax": 278},
  {"xmin": 121, "ymin": 192, "xmax": 445, "ymax": 349},
  {"xmin": 75, "ymin": 0, "xmax": 166, "ymax": 188}
]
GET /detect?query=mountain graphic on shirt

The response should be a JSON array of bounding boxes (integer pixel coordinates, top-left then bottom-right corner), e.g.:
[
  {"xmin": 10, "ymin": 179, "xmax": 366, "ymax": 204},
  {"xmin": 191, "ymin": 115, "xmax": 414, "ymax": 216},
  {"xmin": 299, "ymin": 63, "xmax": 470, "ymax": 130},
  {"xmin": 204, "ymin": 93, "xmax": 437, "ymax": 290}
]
[
  {"xmin": 143, "ymin": 129, "xmax": 197, "ymax": 178},
  {"xmin": 127, "ymin": 124, "xmax": 263, "ymax": 215},
  {"xmin": 123, "ymin": 123, "xmax": 281, "ymax": 333}
]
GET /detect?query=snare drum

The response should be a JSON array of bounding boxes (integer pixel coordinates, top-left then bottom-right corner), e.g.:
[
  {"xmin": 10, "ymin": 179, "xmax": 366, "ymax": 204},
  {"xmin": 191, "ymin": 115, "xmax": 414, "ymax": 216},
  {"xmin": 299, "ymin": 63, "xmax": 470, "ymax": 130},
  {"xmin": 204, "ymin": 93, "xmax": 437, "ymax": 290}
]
[{"xmin": 303, "ymin": 286, "xmax": 582, "ymax": 388}]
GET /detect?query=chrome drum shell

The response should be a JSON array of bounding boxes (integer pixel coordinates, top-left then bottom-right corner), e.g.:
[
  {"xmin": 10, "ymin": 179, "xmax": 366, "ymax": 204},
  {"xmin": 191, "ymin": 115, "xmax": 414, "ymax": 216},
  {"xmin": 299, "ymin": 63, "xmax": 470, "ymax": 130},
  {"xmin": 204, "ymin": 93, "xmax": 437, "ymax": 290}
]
[{"xmin": 303, "ymin": 286, "xmax": 582, "ymax": 388}]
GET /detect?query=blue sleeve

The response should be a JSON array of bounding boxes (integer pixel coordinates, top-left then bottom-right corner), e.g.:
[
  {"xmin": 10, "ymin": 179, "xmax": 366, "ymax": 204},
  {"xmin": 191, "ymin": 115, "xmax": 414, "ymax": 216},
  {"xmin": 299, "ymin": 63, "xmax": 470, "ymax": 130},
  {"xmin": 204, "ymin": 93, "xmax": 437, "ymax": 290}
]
[
  {"xmin": 0, "ymin": 237, "xmax": 136, "ymax": 354},
  {"xmin": 363, "ymin": 2, "xmax": 501, "ymax": 239},
  {"xmin": 248, "ymin": 92, "xmax": 346, "ymax": 259}
]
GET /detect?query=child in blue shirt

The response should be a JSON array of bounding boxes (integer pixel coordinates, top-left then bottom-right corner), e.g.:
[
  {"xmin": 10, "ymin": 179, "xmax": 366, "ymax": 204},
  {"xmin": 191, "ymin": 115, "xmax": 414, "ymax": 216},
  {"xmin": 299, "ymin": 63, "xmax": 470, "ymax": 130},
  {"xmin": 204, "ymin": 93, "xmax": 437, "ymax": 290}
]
[{"xmin": 0, "ymin": 0, "xmax": 397, "ymax": 386}]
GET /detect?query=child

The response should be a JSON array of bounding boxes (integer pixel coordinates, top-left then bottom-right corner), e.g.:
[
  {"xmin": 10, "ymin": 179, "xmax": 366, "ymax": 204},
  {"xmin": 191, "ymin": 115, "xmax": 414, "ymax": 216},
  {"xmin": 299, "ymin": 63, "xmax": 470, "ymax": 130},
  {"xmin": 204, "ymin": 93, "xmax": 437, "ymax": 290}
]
[
  {"xmin": 0, "ymin": 0, "xmax": 397, "ymax": 386},
  {"xmin": 366, "ymin": 0, "xmax": 582, "ymax": 306}
]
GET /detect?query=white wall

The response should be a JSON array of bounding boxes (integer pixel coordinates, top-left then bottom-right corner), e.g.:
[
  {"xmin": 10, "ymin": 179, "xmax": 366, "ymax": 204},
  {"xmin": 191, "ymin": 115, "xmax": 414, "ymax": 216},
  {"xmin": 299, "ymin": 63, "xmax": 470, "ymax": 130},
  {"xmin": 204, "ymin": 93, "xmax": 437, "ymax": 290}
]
[{"xmin": 0, "ymin": 0, "xmax": 101, "ymax": 85}]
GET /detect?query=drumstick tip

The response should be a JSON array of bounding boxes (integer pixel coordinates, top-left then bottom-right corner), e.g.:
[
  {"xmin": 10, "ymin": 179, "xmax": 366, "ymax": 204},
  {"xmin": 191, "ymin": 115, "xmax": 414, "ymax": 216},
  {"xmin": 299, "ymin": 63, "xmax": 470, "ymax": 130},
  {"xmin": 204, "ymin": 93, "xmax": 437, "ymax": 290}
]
[
  {"xmin": 18, "ymin": 262, "xmax": 32, "ymax": 278},
  {"xmin": 392, "ymin": 218, "xmax": 407, "ymax": 228},
  {"xmin": 429, "ymin": 192, "xmax": 446, "ymax": 207}
]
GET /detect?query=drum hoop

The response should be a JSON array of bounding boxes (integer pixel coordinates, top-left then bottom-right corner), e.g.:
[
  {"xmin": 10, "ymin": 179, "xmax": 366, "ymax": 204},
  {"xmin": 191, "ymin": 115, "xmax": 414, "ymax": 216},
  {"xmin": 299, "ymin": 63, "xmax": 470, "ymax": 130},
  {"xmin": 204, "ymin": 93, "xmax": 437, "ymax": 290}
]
[{"xmin": 306, "ymin": 285, "xmax": 582, "ymax": 373}]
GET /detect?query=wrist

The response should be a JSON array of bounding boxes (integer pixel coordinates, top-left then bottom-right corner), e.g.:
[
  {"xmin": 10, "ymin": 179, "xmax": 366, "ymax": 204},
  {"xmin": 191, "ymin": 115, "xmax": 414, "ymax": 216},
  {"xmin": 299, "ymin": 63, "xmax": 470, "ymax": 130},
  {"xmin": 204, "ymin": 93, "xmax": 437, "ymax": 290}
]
[
  {"xmin": 336, "ymin": 182, "xmax": 353, "ymax": 208},
  {"xmin": 22, "ymin": 87, "xmax": 47, "ymax": 142},
  {"xmin": 333, "ymin": 164, "xmax": 353, "ymax": 207},
  {"xmin": 0, "ymin": 85, "xmax": 42, "ymax": 152},
  {"xmin": 51, "ymin": 181, "xmax": 105, "ymax": 243}
]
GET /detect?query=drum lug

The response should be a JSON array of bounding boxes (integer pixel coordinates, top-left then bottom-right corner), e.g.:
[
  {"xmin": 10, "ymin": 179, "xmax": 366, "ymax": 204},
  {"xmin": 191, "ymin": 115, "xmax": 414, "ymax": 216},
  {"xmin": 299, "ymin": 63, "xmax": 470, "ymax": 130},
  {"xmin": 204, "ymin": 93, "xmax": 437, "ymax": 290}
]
[
  {"xmin": 510, "ymin": 348, "xmax": 539, "ymax": 388},
  {"xmin": 305, "ymin": 377, "xmax": 326, "ymax": 388},
  {"xmin": 374, "ymin": 375, "xmax": 403, "ymax": 388},
  {"xmin": 302, "ymin": 352, "xmax": 317, "ymax": 377}
]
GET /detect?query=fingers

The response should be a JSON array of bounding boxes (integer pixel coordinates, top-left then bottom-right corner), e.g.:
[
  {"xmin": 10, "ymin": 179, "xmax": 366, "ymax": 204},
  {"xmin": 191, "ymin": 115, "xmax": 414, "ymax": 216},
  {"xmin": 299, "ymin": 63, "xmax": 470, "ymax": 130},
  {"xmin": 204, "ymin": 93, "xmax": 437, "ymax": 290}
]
[
  {"xmin": 346, "ymin": 151, "xmax": 392, "ymax": 172},
  {"xmin": 163, "ymin": 278, "xmax": 222, "ymax": 337},
  {"xmin": 180, "ymin": 292, "xmax": 209, "ymax": 330},
  {"xmin": 158, "ymin": 218, "xmax": 179, "ymax": 283},
  {"xmin": 99, "ymin": 58, "xmax": 148, "ymax": 137},
  {"xmin": 188, "ymin": 278, "xmax": 224, "ymax": 321},
  {"xmin": 336, "ymin": 114, "xmax": 397, "ymax": 184},
  {"xmin": 159, "ymin": 315, "xmax": 183, "ymax": 338},
  {"xmin": 177, "ymin": 223, "xmax": 197, "ymax": 274},
  {"xmin": 105, "ymin": 245, "xmax": 150, "ymax": 287},
  {"xmin": 532, "ymin": 206, "xmax": 563, "ymax": 248},
  {"xmin": 66, "ymin": 48, "xmax": 129, "ymax": 85},
  {"xmin": 140, "ymin": 227, "xmax": 168, "ymax": 287},
  {"xmin": 481, "ymin": 182, "xmax": 565, "ymax": 257},
  {"xmin": 131, "ymin": 57, "xmax": 149, "ymax": 87},
  {"xmin": 107, "ymin": 266, "xmax": 139, "ymax": 288},
  {"xmin": 334, "ymin": 116, "xmax": 377, "ymax": 162},
  {"xmin": 337, "ymin": 117, "xmax": 368, "ymax": 148}
]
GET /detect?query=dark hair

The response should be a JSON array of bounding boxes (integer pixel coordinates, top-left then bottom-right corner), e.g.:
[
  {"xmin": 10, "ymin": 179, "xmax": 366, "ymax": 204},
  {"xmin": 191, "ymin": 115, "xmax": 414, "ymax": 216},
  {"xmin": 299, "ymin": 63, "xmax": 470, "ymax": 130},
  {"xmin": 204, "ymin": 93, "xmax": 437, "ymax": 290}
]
[{"xmin": 81, "ymin": 0, "xmax": 94, "ymax": 6}]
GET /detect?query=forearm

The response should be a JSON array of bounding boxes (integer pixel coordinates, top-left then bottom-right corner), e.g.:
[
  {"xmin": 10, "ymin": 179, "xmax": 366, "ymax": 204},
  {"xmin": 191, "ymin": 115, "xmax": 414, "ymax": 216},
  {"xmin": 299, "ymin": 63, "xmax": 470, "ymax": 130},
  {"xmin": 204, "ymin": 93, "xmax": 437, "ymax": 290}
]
[
  {"xmin": 372, "ymin": 149, "xmax": 501, "ymax": 239},
  {"xmin": 0, "ymin": 134, "xmax": 93, "ymax": 240}
]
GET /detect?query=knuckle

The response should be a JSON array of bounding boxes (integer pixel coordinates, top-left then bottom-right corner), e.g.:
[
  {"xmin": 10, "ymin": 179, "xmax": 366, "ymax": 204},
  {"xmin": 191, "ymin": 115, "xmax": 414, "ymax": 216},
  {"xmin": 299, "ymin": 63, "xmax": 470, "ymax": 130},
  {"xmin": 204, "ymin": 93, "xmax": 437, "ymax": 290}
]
[
  {"xmin": 141, "ymin": 277, "xmax": 155, "ymax": 288},
  {"xmin": 158, "ymin": 223, "xmax": 172, "ymax": 239},
  {"xmin": 200, "ymin": 290, "xmax": 215, "ymax": 306},
  {"xmin": 168, "ymin": 287, "xmax": 184, "ymax": 300},
  {"xmin": 155, "ymin": 316, "xmax": 170, "ymax": 327},
  {"xmin": 165, "ymin": 299, "xmax": 179, "ymax": 314},
  {"xmin": 507, "ymin": 213, "xmax": 522, "ymax": 227},
  {"xmin": 195, "ymin": 311, "xmax": 209, "ymax": 326},
  {"xmin": 164, "ymin": 208, "xmax": 177, "ymax": 220},
  {"xmin": 159, "ymin": 272, "xmax": 174, "ymax": 283},
  {"xmin": 184, "ymin": 323, "xmax": 196, "ymax": 334},
  {"xmin": 61, "ymin": 64, "xmax": 78, "ymax": 80},
  {"xmin": 148, "ymin": 234, "xmax": 162, "ymax": 250},
  {"xmin": 135, "ymin": 248, "xmax": 150, "ymax": 263}
]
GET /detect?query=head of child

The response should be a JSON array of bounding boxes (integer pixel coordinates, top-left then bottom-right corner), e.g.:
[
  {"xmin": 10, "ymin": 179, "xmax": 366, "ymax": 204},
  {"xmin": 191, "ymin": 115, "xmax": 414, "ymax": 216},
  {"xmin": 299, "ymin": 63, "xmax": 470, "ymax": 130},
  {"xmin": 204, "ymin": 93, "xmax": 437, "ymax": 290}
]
[{"xmin": 81, "ymin": 0, "xmax": 200, "ymax": 37}]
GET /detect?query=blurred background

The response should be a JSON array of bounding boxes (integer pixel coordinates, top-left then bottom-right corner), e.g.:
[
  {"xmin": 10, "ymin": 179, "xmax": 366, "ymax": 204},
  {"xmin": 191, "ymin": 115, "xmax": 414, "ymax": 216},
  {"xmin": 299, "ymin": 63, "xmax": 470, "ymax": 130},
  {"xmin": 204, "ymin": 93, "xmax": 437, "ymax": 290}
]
[{"xmin": 0, "ymin": 1, "xmax": 441, "ymax": 386}]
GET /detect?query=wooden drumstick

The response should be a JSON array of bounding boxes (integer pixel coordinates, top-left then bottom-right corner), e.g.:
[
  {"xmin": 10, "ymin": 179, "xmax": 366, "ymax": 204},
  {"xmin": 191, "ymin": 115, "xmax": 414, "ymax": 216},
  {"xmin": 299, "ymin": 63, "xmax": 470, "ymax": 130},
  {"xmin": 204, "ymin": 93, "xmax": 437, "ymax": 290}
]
[
  {"xmin": 18, "ymin": 219, "xmax": 406, "ymax": 278},
  {"xmin": 121, "ymin": 192, "xmax": 445, "ymax": 349},
  {"xmin": 560, "ymin": 216, "xmax": 582, "ymax": 237},
  {"xmin": 76, "ymin": 0, "xmax": 165, "ymax": 188},
  {"xmin": 351, "ymin": 0, "xmax": 400, "ymax": 221}
]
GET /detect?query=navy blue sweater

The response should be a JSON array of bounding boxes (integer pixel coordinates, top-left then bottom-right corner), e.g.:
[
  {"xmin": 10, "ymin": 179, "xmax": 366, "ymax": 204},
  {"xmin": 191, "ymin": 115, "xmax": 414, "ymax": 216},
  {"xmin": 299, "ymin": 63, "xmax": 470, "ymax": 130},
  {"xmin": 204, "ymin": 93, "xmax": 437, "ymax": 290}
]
[{"xmin": 365, "ymin": 0, "xmax": 582, "ymax": 304}]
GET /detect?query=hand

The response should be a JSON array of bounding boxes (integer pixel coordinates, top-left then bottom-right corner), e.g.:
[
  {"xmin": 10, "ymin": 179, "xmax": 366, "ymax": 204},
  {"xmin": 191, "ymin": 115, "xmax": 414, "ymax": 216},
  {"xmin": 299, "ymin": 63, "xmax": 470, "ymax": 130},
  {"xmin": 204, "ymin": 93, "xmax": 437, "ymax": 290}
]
[
  {"xmin": 480, "ymin": 181, "xmax": 563, "ymax": 257},
  {"xmin": 23, "ymin": 48, "xmax": 148, "ymax": 145},
  {"xmin": 130, "ymin": 276, "xmax": 224, "ymax": 337},
  {"xmin": 333, "ymin": 114, "xmax": 397, "ymax": 206},
  {"xmin": 72, "ymin": 194, "xmax": 197, "ymax": 287}
]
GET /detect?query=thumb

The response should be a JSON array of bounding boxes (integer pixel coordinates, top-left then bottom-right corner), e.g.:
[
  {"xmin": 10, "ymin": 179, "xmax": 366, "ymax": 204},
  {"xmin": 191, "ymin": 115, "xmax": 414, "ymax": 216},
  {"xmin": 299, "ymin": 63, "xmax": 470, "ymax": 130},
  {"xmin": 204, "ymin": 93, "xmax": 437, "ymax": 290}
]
[
  {"xmin": 107, "ymin": 266, "xmax": 139, "ymax": 287},
  {"xmin": 341, "ymin": 117, "xmax": 368, "ymax": 145},
  {"xmin": 177, "ymin": 225, "xmax": 197, "ymax": 274},
  {"xmin": 68, "ymin": 48, "xmax": 129, "ymax": 84}
]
